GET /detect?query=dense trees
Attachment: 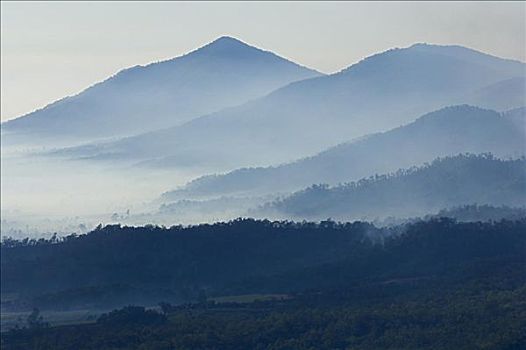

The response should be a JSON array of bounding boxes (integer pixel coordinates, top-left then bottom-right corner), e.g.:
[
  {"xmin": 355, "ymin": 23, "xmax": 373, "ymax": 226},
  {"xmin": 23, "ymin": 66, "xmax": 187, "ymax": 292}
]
[
  {"xmin": 433, "ymin": 204, "xmax": 526, "ymax": 222},
  {"xmin": 265, "ymin": 154, "xmax": 526, "ymax": 220},
  {"xmin": 2, "ymin": 218, "xmax": 525, "ymax": 348},
  {"xmin": 1, "ymin": 219, "xmax": 382, "ymax": 310},
  {"xmin": 2, "ymin": 218, "xmax": 525, "ymax": 311},
  {"xmin": 3, "ymin": 266, "xmax": 525, "ymax": 349}
]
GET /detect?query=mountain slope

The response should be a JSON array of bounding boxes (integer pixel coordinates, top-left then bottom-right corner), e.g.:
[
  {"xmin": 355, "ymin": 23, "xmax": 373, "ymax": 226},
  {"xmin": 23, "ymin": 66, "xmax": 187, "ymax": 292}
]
[
  {"xmin": 502, "ymin": 106, "xmax": 526, "ymax": 132},
  {"xmin": 61, "ymin": 43, "xmax": 526, "ymax": 168},
  {"xmin": 1, "ymin": 36, "xmax": 321, "ymax": 143},
  {"xmin": 262, "ymin": 154, "xmax": 526, "ymax": 220},
  {"xmin": 2, "ymin": 218, "xmax": 524, "ymax": 311},
  {"xmin": 162, "ymin": 105, "xmax": 525, "ymax": 201},
  {"xmin": 460, "ymin": 76, "xmax": 526, "ymax": 111}
]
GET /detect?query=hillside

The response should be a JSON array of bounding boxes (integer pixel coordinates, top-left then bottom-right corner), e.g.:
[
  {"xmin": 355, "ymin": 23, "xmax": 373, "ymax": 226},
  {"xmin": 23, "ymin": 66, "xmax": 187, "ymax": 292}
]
[
  {"xmin": 1, "ymin": 219, "xmax": 524, "ymax": 313},
  {"xmin": 461, "ymin": 76, "xmax": 526, "ymax": 111},
  {"xmin": 162, "ymin": 105, "xmax": 525, "ymax": 201},
  {"xmin": 54, "ymin": 44, "xmax": 526, "ymax": 170},
  {"xmin": 1, "ymin": 36, "xmax": 321, "ymax": 144},
  {"xmin": 0, "ymin": 219, "xmax": 384, "ymax": 310},
  {"xmin": 262, "ymin": 154, "xmax": 526, "ymax": 220}
]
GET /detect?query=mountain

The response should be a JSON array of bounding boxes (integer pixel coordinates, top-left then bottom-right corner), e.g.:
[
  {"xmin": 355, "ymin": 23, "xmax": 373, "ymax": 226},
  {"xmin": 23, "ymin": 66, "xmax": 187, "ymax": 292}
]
[
  {"xmin": 460, "ymin": 76, "xmax": 526, "ymax": 111},
  {"xmin": 260, "ymin": 154, "xmax": 526, "ymax": 221},
  {"xmin": 502, "ymin": 106, "xmax": 526, "ymax": 132},
  {"xmin": 57, "ymin": 43, "xmax": 526, "ymax": 169},
  {"xmin": 1, "ymin": 36, "xmax": 321, "ymax": 144},
  {"xmin": 162, "ymin": 105, "xmax": 525, "ymax": 201}
]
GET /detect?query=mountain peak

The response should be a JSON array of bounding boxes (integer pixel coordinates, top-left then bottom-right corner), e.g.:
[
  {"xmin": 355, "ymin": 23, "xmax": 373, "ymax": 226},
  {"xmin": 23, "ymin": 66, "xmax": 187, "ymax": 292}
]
[
  {"xmin": 213, "ymin": 36, "xmax": 246, "ymax": 45},
  {"xmin": 2, "ymin": 34, "xmax": 322, "ymax": 141},
  {"xmin": 408, "ymin": 42, "xmax": 435, "ymax": 49},
  {"xmin": 197, "ymin": 36, "xmax": 257, "ymax": 55}
]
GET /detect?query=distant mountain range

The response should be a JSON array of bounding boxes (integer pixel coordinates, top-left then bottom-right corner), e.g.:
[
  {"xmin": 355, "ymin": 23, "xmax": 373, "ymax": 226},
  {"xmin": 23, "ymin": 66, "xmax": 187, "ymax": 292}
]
[
  {"xmin": 259, "ymin": 154, "xmax": 526, "ymax": 221},
  {"xmin": 1, "ymin": 36, "xmax": 321, "ymax": 143},
  {"xmin": 49, "ymin": 42, "xmax": 525, "ymax": 171},
  {"xmin": 162, "ymin": 105, "xmax": 525, "ymax": 201}
]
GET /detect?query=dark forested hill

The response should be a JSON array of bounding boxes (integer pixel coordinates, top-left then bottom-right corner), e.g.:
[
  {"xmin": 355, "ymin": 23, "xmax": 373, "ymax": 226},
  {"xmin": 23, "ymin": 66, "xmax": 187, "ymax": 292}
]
[
  {"xmin": 261, "ymin": 154, "xmax": 526, "ymax": 221},
  {"xmin": 53, "ymin": 44, "xmax": 525, "ymax": 170},
  {"xmin": 2, "ymin": 36, "xmax": 321, "ymax": 144},
  {"xmin": 1, "ymin": 220, "xmax": 380, "ymax": 310},
  {"xmin": 162, "ymin": 105, "xmax": 525, "ymax": 201},
  {"xmin": 2, "ymin": 219, "xmax": 526, "ymax": 350},
  {"xmin": 432, "ymin": 205, "xmax": 526, "ymax": 223},
  {"xmin": 1, "ymin": 218, "xmax": 525, "ymax": 312}
]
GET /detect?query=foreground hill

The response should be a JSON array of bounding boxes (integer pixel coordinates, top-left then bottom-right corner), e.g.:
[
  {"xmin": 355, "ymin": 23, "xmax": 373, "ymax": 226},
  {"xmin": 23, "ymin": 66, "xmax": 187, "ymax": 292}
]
[
  {"xmin": 162, "ymin": 105, "xmax": 525, "ymax": 201},
  {"xmin": 2, "ymin": 36, "xmax": 320, "ymax": 144},
  {"xmin": 1, "ymin": 219, "xmax": 524, "ymax": 312},
  {"xmin": 56, "ymin": 44, "xmax": 525, "ymax": 169},
  {"xmin": 261, "ymin": 154, "xmax": 526, "ymax": 221},
  {"xmin": 1, "ymin": 219, "xmax": 525, "ymax": 350},
  {"xmin": 1, "ymin": 220, "xmax": 381, "ymax": 310}
]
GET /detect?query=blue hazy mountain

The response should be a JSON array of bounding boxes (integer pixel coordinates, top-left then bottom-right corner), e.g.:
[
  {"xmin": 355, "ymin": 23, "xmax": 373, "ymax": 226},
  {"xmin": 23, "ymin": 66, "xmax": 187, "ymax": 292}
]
[
  {"xmin": 460, "ymin": 76, "xmax": 526, "ymax": 111},
  {"xmin": 161, "ymin": 106, "xmax": 525, "ymax": 201},
  {"xmin": 1, "ymin": 36, "xmax": 321, "ymax": 143},
  {"xmin": 260, "ymin": 154, "xmax": 526, "ymax": 221},
  {"xmin": 60, "ymin": 44, "xmax": 525, "ymax": 169},
  {"xmin": 503, "ymin": 106, "xmax": 526, "ymax": 132}
]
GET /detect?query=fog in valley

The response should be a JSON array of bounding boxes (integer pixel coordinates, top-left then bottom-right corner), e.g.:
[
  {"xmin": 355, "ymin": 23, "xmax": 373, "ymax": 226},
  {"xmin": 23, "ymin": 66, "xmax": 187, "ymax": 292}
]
[{"xmin": 1, "ymin": 144, "xmax": 205, "ymax": 238}]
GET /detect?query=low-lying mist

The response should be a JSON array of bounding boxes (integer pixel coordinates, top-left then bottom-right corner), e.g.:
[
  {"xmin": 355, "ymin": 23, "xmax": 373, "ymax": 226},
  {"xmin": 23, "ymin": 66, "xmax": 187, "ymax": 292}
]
[{"xmin": 0, "ymin": 147, "xmax": 201, "ymax": 238}]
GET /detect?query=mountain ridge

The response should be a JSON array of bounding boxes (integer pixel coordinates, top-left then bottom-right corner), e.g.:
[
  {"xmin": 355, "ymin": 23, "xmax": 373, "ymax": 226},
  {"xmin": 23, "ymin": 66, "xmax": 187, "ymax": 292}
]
[
  {"xmin": 55, "ymin": 43, "xmax": 526, "ymax": 170},
  {"xmin": 2, "ymin": 36, "xmax": 322, "ymax": 144},
  {"xmin": 259, "ymin": 154, "xmax": 526, "ymax": 220},
  {"xmin": 161, "ymin": 105, "xmax": 525, "ymax": 201}
]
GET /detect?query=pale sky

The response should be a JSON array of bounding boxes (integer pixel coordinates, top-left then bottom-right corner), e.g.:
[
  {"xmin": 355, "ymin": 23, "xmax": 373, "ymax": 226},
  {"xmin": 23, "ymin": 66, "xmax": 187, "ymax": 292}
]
[{"xmin": 1, "ymin": 1, "xmax": 525, "ymax": 121}]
